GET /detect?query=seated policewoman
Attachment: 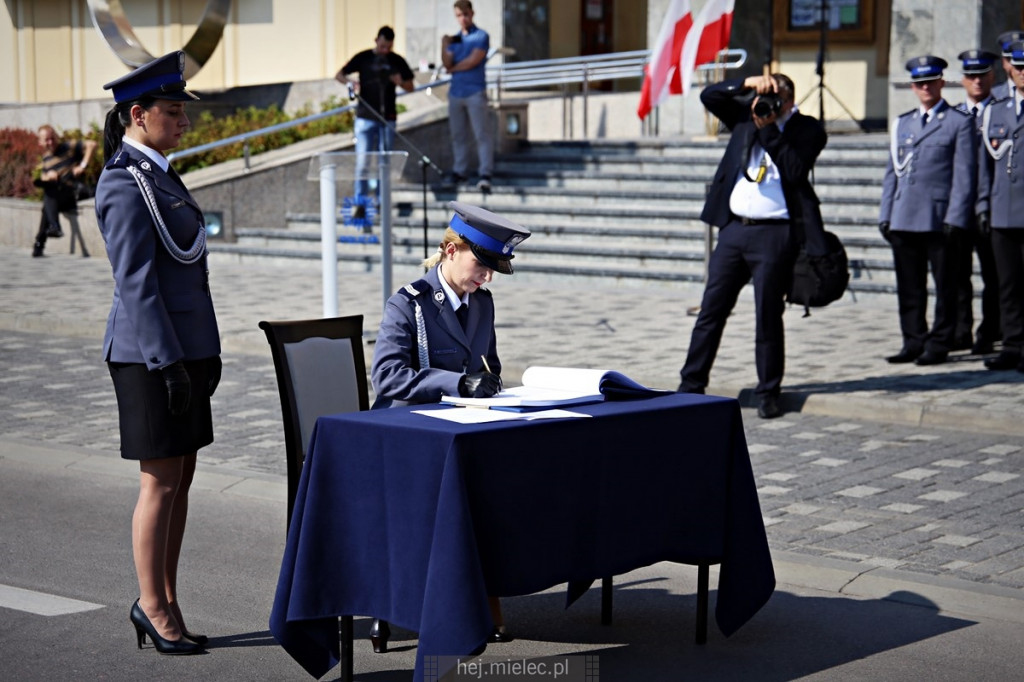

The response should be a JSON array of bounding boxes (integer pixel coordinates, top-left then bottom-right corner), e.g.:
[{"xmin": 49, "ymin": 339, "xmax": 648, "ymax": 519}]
[
  {"xmin": 369, "ymin": 200, "xmax": 530, "ymax": 647},
  {"xmin": 95, "ymin": 52, "xmax": 221, "ymax": 656}
]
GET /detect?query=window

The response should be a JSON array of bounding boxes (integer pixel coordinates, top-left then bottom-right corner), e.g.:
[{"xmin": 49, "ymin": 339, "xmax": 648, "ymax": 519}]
[{"xmin": 773, "ymin": 0, "xmax": 875, "ymax": 44}]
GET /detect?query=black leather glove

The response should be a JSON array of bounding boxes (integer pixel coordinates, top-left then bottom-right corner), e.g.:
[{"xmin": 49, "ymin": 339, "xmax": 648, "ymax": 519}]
[
  {"xmin": 207, "ymin": 355, "xmax": 222, "ymax": 397},
  {"xmin": 977, "ymin": 212, "xmax": 991, "ymax": 237},
  {"xmin": 878, "ymin": 221, "xmax": 891, "ymax": 242},
  {"xmin": 160, "ymin": 361, "xmax": 191, "ymax": 416},
  {"xmin": 459, "ymin": 371, "xmax": 502, "ymax": 398}
]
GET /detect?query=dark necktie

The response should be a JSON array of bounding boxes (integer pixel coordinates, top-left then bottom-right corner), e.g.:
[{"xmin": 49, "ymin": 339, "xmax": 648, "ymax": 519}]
[
  {"xmin": 456, "ymin": 304, "xmax": 469, "ymax": 331},
  {"xmin": 921, "ymin": 112, "xmax": 929, "ymax": 128},
  {"xmin": 970, "ymin": 106, "xmax": 978, "ymax": 118}
]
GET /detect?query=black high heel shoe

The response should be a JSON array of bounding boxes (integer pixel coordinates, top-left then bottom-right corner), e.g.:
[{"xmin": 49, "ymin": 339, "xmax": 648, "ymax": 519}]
[
  {"xmin": 182, "ymin": 629, "xmax": 209, "ymax": 646},
  {"xmin": 369, "ymin": 619, "xmax": 391, "ymax": 654},
  {"xmin": 130, "ymin": 600, "xmax": 202, "ymax": 655}
]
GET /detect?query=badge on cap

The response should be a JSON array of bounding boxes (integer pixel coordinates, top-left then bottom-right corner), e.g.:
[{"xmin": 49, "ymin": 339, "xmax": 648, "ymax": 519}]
[{"xmin": 502, "ymin": 234, "xmax": 527, "ymax": 255}]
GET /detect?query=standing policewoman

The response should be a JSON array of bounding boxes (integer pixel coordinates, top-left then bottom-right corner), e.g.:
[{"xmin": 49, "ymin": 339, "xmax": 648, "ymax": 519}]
[
  {"xmin": 369, "ymin": 201, "xmax": 529, "ymax": 649},
  {"xmin": 95, "ymin": 52, "xmax": 221, "ymax": 655}
]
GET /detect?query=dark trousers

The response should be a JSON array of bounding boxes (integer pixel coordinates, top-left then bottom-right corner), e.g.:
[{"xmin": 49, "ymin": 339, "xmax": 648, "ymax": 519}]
[
  {"xmin": 954, "ymin": 229, "xmax": 1001, "ymax": 346},
  {"xmin": 680, "ymin": 219, "xmax": 795, "ymax": 398},
  {"xmin": 33, "ymin": 195, "xmax": 61, "ymax": 246},
  {"xmin": 889, "ymin": 230, "xmax": 960, "ymax": 353},
  {"xmin": 991, "ymin": 228, "xmax": 1024, "ymax": 353}
]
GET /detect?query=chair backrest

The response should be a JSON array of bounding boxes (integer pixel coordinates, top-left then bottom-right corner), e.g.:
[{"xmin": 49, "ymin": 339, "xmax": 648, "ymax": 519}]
[{"xmin": 259, "ymin": 315, "xmax": 368, "ymax": 528}]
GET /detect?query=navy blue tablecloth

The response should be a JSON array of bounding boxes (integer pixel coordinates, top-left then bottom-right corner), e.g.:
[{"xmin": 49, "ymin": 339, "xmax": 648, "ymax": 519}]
[{"xmin": 269, "ymin": 393, "xmax": 774, "ymax": 680}]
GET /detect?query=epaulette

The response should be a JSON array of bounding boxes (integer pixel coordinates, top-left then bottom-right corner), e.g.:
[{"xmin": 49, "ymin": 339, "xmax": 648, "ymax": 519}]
[
  {"xmin": 475, "ymin": 286, "xmax": 493, "ymax": 298},
  {"xmin": 898, "ymin": 108, "xmax": 916, "ymax": 119},
  {"xmin": 106, "ymin": 148, "xmax": 132, "ymax": 169},
  {"xmin": 398, "ymin": 279, "xmax": 430, "ymax": 300},
  {"xmin": 948, "ymin": 107, "xmax": 970, "ymax": 118}
]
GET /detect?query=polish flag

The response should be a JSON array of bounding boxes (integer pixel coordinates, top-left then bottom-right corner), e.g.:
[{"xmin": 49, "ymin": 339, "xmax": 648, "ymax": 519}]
[
  {"xmin": 692, "ymin": 0, "xmax": 735, "ymax": 68},
  {"xmin": 636, "ymin": 0, "xmax": 694, "ymax": 120},
  {"xmin": 637, "ymin": 0, "xmax": 736, "ymax": 120}
]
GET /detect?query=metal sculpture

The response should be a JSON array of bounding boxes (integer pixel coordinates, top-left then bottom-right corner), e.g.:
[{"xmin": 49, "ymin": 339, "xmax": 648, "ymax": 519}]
[{"xmin": 87, "ymin": 0, "xmax": 231, "ymax": 78}]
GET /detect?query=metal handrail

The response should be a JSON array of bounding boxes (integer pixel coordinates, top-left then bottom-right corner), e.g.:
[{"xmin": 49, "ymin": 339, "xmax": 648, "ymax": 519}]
[{"xmin": 167, "ymin": 48, "xmax": 747, "ymax": 166}]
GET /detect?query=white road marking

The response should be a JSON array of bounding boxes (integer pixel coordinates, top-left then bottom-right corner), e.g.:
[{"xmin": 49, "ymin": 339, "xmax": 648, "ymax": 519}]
[{"xmin": 0, "ymin": 584, "xmax": 104, "ymax": 616}]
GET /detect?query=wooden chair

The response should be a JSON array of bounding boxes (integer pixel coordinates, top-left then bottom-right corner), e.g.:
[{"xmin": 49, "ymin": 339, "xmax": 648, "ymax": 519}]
[{"xmin": 260, "ymin": 315, "xmax": 370, "ymax": 682}]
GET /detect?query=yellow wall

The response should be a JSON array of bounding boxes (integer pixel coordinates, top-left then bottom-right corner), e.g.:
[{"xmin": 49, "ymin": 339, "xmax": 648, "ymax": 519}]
[
  {"xmin": 0, "ymin": 0, "xmax": 407, "ymax": 104},
  {"xmin": 778, "ymin": 45, "xmax": 885, "ymax": 122}
]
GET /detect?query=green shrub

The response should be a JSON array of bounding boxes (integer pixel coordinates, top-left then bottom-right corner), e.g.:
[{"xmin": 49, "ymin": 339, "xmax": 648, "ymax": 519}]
[{"xmin": 0, "ymin": 99, "xmax": 362, "ymax": 196}]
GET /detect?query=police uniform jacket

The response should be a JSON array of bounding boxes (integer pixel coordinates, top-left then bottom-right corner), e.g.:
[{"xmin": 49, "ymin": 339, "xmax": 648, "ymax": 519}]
[
  {"xmin": 880, "ymin": 100, "xmax": 977, "ymax": 232},
  {"xmin": 976, "ymin": 96, "xmax": 1024, "ymax": 229},
  {"xmin": 95, "ymin": 143, "xmax": 220, "ymax": 370},
  {"xmin": 991, "ymin": 80, "xmax": 1013, "ymax": 102},
  {"xmin": 699, "ymin": 78, "xmax": 829, "ymax": 256},
  {"xmin": 371, "ymin": 264, "xmax": 499, "ymax": 409}
]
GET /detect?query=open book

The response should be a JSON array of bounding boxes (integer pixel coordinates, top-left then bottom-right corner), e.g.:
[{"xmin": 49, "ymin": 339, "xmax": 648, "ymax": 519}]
[{"xmin": 440, "ymin": 366, "xmax": 668, "ymax": 409}]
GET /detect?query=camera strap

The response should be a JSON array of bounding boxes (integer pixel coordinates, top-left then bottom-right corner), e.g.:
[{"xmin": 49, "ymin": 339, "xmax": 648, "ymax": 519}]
[{"xmin": 743, "ymin": 136, "xmax": 769, "ymax": 184}]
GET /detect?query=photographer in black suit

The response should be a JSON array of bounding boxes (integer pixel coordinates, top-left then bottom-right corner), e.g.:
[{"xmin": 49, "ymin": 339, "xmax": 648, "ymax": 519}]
[
  {"xmin": 336, "ymin": 26, "xmax": 414, "ymax": 204},
  {"xmin": 678, "ymin": 73, "xmax": 828, "ymax": 419}
]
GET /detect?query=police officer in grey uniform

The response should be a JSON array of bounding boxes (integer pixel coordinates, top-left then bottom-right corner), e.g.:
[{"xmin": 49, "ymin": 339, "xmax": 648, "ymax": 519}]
[
  {"xmin": 977, "ymin": 41, "xmax": 1024, "ymax": 373},
  {"xmin": 369, "ymin": 201, "xmax": 529, "ymax": 648},
  {"xmin": 953, "ymin": 49, "xmax": 1001, "ymax": 354},
  {"xmin": 371, "ymin": 201, "xmax": 529, "ymax": 407},
  {"xmin": 95, "ymin": 52, "xmax": 220, "ymax": 655},
  {"xmin": 879, "ymin": 56, "xmax": 977, "ymax": 366},
  {"xmin": 992, "ymin": 31, "xmax": 1024, "ymax": 102}
]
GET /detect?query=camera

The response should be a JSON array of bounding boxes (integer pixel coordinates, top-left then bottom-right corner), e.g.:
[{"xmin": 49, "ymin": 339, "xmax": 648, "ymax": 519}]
[
  {"xmin": 753, "ymin": 93, "xmax": 782, "ymax": 118},
  {"xmin": 448, "ymin": 33, "xmax": 462, "ymax": 44}
]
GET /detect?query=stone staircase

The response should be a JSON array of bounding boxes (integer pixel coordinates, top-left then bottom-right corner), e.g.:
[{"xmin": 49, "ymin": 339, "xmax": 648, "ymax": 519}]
[{"xmin": 211, "ymin": 134, "xmax": 908, "ymax": 295}]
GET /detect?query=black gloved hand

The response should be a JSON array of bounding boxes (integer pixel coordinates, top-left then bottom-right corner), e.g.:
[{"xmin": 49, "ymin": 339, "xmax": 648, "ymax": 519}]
[
  {"xmin": 977, "ymin": 212, "xmax": 991, "ymax": 238},
  {"xmin": 207, "ymin": 355, "xmax": 222, "ymax": 397},
  {"xmin": 160, "ymin": 361, "xmax": 191, "ymax": 416},
  {"xmin": 878, "ymin": 221, "xmax": 891, "ymax": 242},
  {"xmin": 459, "ymin": 371, "xmax": 502, "ymax": 398}
]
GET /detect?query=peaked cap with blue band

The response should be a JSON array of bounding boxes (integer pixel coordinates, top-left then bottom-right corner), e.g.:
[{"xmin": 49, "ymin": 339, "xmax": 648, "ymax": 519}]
[
  {"xmin": 957, "ymin": 49, "xmax": 998, "ymax": 75},
  {"xmin": 448, "ymin": 201, "xmax": 530, "ymax": 275},
  {"xmin": 998, "ymin": 31, "xmax": 1024, "ymax": 57},
  {"xmin": 102, "ymin": 51, "xmax": 199, "ymax": 103},
  {"xmin": 905, "ymin": 55, "xmax": 947, "ymax": 82},
  {"xmin": 1010, "ymin": 41, "xmax": 1024, "ymax": 67}
]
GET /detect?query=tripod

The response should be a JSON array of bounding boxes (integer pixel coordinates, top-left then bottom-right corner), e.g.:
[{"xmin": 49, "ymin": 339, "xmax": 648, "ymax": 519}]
[
  {"xmin": 798, "ymin": 0, "xmax": 864, "ymax": 130},
  {"xmin": 350, "ymin": 80, "xmax": 446, "ymax": 258}
]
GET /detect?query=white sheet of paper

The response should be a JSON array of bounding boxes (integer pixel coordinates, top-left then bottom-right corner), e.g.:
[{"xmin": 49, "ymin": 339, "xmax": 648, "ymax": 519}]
[{"xmin": 412, "ymin": 408, "xmax": 592, "ymax": 424}]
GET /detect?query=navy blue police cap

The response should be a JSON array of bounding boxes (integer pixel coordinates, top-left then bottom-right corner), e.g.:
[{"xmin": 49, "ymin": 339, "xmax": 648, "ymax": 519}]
[
  {"xmin": 102, "ymin": 51, "xmax": 199, "ymax": 103},
  {"xmin": 958, "ymin": 49, "xmax": 998, "ymax": 74},
  {"xmin": 447, "ymin": 201, "xmax": 530, "ymax": 275},
  {"xmin": 1011, "ymin": 41, "xmax": 1024, "ymax": 67},
  {"xmin": 905, "ymin": 55, "xmax": 947, "ymax": 82},
  {"xmin": 998, "ymin": 31, "xmax": 1024, "ymax": 57}
]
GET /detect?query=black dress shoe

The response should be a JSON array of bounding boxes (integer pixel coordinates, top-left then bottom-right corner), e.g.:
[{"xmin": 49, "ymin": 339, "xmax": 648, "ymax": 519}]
[
  {"xmin": 487, "ymin": 626, "xmax": 513, "ymax": 643},
  {"xmin": 676, "ymin": 382, "xmax": 705, "ymax": 394},
  {"xmin": 886, "ymin": 348, "xmax": 922, "ymax": 364},
  {"xmin": 952, "ymin": 337, "xmax": 972, "ymax": 351},
  {"xmin": 757, "ymin": 395, "xmax": 783, "ymax": 419},
  {"xmin": 985, "ymin": 353, "xmax": 1021, "ymax": 371},
  {"xmin": 915, "ymin": 350, "xmax": 948, "ymax": 366}
]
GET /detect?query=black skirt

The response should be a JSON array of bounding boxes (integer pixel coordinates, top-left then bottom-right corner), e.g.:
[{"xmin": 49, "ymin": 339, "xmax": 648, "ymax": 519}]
[{"xmin": 108, "ymin": 359, "xmax": 214, "ymax": 460}]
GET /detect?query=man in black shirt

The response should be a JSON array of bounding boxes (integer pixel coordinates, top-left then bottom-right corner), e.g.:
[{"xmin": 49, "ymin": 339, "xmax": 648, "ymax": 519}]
[{"xmin": 336, "ymin": 26, "xmax": 414, "ymax": 204}]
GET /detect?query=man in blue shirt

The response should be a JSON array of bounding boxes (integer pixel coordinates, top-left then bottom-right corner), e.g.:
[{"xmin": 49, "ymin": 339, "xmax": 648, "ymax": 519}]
[{"xmin": 441, "ymin": 0, "xmax": 493, "ymax": 192}]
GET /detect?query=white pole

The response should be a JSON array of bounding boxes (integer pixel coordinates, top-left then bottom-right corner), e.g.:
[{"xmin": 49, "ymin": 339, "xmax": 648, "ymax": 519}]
[
  {"xmin": 379, "ymin": 153, "xmax": 393, "ymax": 313},
  {"xmin": 319, "ymin": 159, "xmax": 338, "ymax": 318}
]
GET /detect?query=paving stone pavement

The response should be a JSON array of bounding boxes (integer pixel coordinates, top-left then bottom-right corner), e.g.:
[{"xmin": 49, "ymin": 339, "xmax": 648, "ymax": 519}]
[{"xmin": 1, "ymin": 245, "xmax": 1022, "ymax": 592}]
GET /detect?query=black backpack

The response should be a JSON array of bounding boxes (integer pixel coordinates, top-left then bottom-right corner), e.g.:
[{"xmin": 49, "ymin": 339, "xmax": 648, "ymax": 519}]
[{"xmin": 787, "ymin": 230, "xmax": 849, "ymax": 315}]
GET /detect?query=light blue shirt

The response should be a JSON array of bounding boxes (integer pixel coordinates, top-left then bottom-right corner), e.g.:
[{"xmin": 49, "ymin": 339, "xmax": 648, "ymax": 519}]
[{"xmin": 447, "ymin": 24, "xmax": 489, "ymax": 98}]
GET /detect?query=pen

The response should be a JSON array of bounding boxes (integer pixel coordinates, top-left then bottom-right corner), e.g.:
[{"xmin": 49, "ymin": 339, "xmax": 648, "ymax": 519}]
[{"xmin": 480, "ymin": 355, "xmax": 492, "ymax": 373}]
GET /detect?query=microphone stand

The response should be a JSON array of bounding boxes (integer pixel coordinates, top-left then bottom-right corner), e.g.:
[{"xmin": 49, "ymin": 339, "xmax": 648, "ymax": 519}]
[{"xmin": 350, "ymin": 78, "xmax": 445, "ymax": 259}]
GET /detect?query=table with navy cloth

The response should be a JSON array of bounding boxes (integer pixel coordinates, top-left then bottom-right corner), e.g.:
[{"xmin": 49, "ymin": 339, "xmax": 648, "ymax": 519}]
[{"xmin": 269, "ymin": 393, "xmax": 775, "ymax": 681}]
